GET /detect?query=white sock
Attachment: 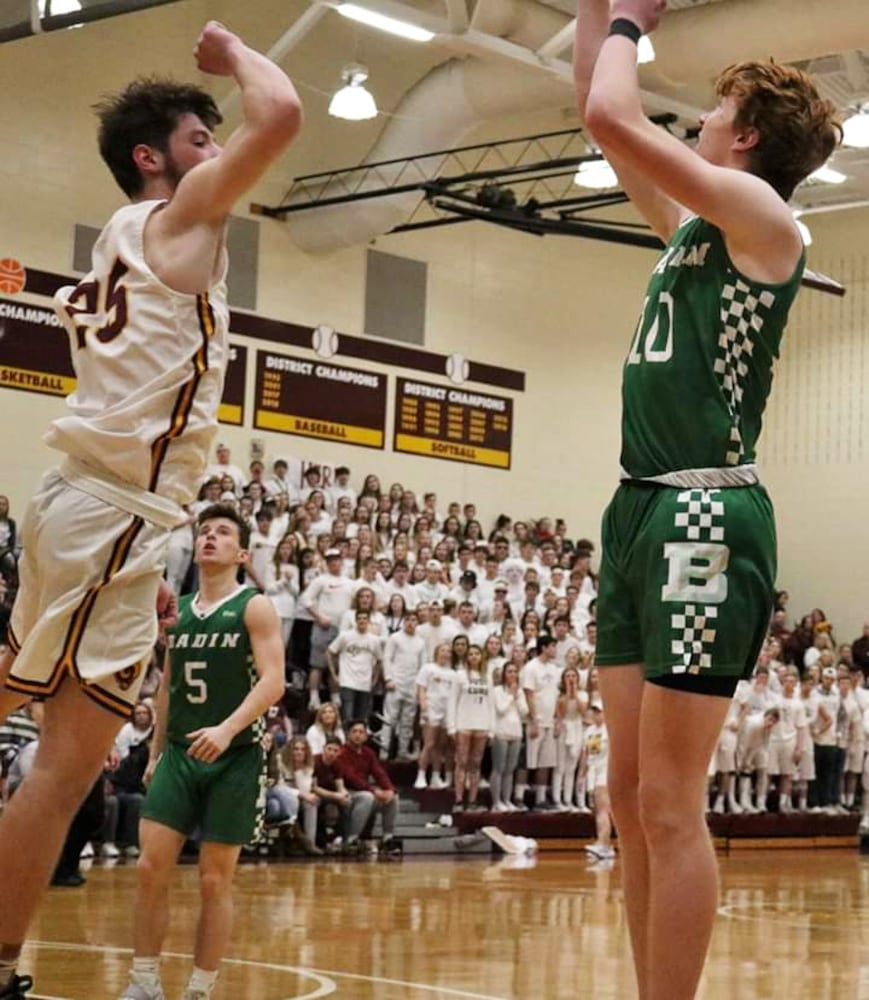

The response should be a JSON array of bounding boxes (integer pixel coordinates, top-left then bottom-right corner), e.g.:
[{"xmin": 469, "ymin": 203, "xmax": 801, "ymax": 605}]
[
  {"xmin": 513, "ymin": 782, "xmax": 527, "ymax": 802},
  {"xmin": 535, "ymin": 784, "xmax": 547, "ymax": 805},
  {"xmin": 308, "ymin": 691, "xmax": 321, "ymax": 709},
  {"xmin": 186, "ymin": 966, "xmax": 218, "ymax": 996},
  {"xmin": 131, "ymin": 956, "xmax": 161, "ymax": 987}
]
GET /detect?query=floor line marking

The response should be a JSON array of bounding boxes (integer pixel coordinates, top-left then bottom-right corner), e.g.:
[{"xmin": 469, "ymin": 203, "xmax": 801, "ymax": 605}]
[{"xmin": 25, "ymin": 941, "xmax": 512, "ymax": 999}]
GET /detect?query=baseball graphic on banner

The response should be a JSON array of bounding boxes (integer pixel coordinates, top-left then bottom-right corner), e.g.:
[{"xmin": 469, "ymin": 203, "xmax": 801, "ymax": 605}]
[
  {"xmin": 446, "ymin": 353, "xmax": 469, "ymax": 385},
  {"xmin": 312, "ymin": 325, "xmax": 339, "ymax": 359}
]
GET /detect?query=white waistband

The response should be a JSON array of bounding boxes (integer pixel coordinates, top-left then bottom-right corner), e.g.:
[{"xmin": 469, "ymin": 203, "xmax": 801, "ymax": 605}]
[
  {"xmin": 620, "ymin": 464, "xmax": 760, "ymax": 489},
  {"xmin": 60, "ymin": 456, "xmax": 184, "ymax": 530}
]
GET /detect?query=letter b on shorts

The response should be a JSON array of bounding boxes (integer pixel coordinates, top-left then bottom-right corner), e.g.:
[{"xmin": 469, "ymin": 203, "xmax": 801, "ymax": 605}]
[{"xmin": 660, "ymin": 542, "xmax": 729, "ymax": 604}]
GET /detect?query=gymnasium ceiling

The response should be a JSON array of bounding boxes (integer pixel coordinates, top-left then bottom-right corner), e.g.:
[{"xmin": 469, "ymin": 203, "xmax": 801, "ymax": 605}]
[{"xmin": 5, "ymin": 0, "xmax": 869, "ymax": 249}]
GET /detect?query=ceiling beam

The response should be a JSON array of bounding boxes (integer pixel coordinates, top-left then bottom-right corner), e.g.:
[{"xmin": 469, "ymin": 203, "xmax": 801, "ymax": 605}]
[
  {"xmin": 537, "ymin": 19, "xmax": 575, "ymax": 61},
  {"xmin": 444, "ymin": 0, "xmax": 469, "ymax": 33}
]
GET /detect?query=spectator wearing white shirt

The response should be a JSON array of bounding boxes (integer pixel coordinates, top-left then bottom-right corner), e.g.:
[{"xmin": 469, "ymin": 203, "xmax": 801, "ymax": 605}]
[
  {"xmin": 328, "ymin": 466, "xmax": 357, "ymax": 515},
  {"xmin": 447, "ymin": 644, "xmax": 493, "ymax": 812},
  {"xmin": 415, "ymin": 643, "xmax": 455, "ymax": 790},
  {"xmin": 553, "ymin": 617, "xmax": 582, "ymax": 668},
  {"xmin": 340, "ymin": 587, "xmax": 387, "ymax": 639},
  {"xmin": 837, "ymin": 674, "xmax": 863, "ymax": 811},
  {"xmin": 383, "ymin": 561, "xmax": 418, "ymax": 611},
  {"xmin": 553, "ymin": 665, "xmax": 588, "ymax": 810},
  {"xmin": 813, "ymin": 666, "xmax": 841, "ymax": 811},
  {"xmin": 245, "ymin": 508, "xmax": 276, "ymax": 592},
  {"xmin": 416, "ymin": 601, "xmax": 459, "ymax": 660},
  {"xmin": 521, "ymin": 635, "xmax": 562, "ymax": 811},
  {"xmin": 455, "ymin": 601, "xmax": 489, "ymax": 648},
  {"xmin": 796, "ymin": 673, "xmax": 819, "ymax": 811},
  {"xmin": 711, "ymin": 683, "xmax": 750, "ymax": 815},
  {"xmin": 353, "ymin": 558, "xmax": 388, "ymax": 611},
  {"xmin": 414, "ymin": 559, "xmax": 450, "ymax": 606},
  {"xmin": 768, "ymin": 669, "xmax": 806, "ymax": 814},
  {"xmin": 737, "ymin": 707, "xmax": 780, "ymax": 813},
  {"xmin": 327, "ymin": 611, "xmax": 382, "ymax": 726},
  {"xmin": 582, "ymin": 701, "xmax": 614, "ymax": 861},
  {"xmin": 204, "ymin": 442, "xmax": 246, "ymax": 495},
  {"xmin": 263, "ymin": 535, "xmax": 300, "ymax": 650},
  {"xmin": 449, "ymin": 569, "xmax": 482, "ymax": 611},
  {"xmin": 305, "ymin": 702, "xmax": 345, "ymax": 757},
  {"xmin": 381, "ymin": 613, "xmax": 426, "ymax": 760},
  {"xmin": 489, "ymin": 661, "xmax": 529, "ymax": 812},
  {"xmin": 303, "ymin": 549, "xmax": 356, "ymax": 710}
]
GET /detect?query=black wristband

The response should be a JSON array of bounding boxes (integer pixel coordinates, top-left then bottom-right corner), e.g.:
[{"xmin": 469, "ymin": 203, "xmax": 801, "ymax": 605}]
[{"xmin": 609, "ymin": 17, "xmax": 642, "ymax": 45}]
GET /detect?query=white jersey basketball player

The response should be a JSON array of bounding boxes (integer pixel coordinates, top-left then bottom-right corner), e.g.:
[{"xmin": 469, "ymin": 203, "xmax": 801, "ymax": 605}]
[{"xmin": 0, "ymin": 23, "xmax": 302, "ymax": 1000}]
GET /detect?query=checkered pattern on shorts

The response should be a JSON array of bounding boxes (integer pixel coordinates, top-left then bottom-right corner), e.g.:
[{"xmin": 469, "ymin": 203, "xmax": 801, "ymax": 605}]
[
  {"xmin": 674, "ymin": 488, "xmax": 725, "ymax": 542},
  {"xmin": 668, "ymin": 489, "xmax": 727, "ymax": 674},
  {"xmin": 670, "ymin": 604, "xmax": 718, "ymax": 674},
  {"xmin": 715, "ymin": 280, "xmax": 776, "ymax": 465}
]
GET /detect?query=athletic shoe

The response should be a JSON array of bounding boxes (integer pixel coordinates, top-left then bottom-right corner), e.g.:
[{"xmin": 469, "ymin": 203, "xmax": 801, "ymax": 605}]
[
  {"xmin": 100, "ymin": 842, "xmax": 120, "ymax": 859},
  {"xmin": 465, "ymin": 802, "xmax": 486, "ymax": 812},
  {"xmin": 413, "ymin": 774, "xmax": 427, "ymax": 790},
  {"xmin": 492, "ymin": 802, "xmax": 510, "ymax": 812},
  {"xmin": 429, "ymin": 775, "xmax": 447, "ymax": 790},
  {"xmin": 124, "ymin": 845, "xmax": 141, "ymax": 859},
  {"xmin": 50, "ymin": 872, "xmax": 86, "ymax": 887},
  {"xmin": 858, "ymin": 816, "xmax": 869, "ymax": 834},
  {"xmin": 79, "ymin": 842, "xmax": 94, "ymax": 859},
  {"xmin": 478, "ymin": 778, "xmax": 490, "ymax": 790},
  {"xmin": 511, "ymin": 801, "xmax": 529, "ymax": 813},
  {"xmin": 451, "ymin": 802, "xmax": 464, "ymax": 814},
  {"xmin": 0, "ymin": 974, "xmax": 34, "ymax": 999},
  {"xmin": 118, "ymin": 983, "xmax": 165, "ymax": 1000},
  {"xmin": 712, "ymin": 799, "xmax": 725, "ymax": 815},
  {"xmin": 585, "ymin": 843, "xmax": 615, "ymax": 860}
]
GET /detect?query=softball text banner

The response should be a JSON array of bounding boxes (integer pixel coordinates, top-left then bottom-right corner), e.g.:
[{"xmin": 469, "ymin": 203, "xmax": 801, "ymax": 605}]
[{"xmin": 393, "ymin": 377, "xmax": 513, "ymax": 470}]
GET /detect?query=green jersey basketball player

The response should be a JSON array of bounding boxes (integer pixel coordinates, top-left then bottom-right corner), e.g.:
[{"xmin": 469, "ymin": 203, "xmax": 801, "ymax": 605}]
[
  {"xmin": 120, "ymin": 503, "xmax": 284, "ymax": 1000},
  {"xmin": 574, "ymin": 1, "xmax": 841, "ymax": 998}
]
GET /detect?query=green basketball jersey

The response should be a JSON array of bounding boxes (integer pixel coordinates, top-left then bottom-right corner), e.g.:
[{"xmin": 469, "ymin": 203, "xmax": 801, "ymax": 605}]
[
  {"xmin": 620, "ymin": 216, "xmax": 804, "ymax": 478},
  {"xmin": 165, "ymin": 586, "xmax": 262, "ymax": 750}
]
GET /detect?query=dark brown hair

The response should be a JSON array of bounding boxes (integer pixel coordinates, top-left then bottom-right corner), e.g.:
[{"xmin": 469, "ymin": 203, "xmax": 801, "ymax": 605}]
[{"xmin": 94, "ymin": 77, "xmax": 221, "ymax": 197}]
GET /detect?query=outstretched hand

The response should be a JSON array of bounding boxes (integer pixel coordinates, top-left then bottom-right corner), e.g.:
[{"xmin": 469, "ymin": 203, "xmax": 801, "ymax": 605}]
[
  {"xmin": 610, "ymin": 0, "xmax": 667, "ymax": 34},
  {"xmin": 195, "ymin": 20, "xmax": 244, "ymax": 76},
  {"xmin": 156, "ymin": 579, "xmax": 178, "ymax": 642}
]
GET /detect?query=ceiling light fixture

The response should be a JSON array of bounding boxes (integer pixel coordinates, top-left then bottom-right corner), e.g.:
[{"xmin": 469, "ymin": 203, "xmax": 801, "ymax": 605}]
[
  {"xmin": 573, "ymin": 159, "xmax": 619, "ymax": 190},
  {"xmin": 842, "ymin": 106, "xmax": 869, "ymax": 149},
  {"xmin": 328, "ymin": 64, "xmax": 378, "ymax": 121},
  {"xmin": 336, "ymin": 3, "xmax": 434, "ymax": 42},
  {"xmin": 809, "ymin": 164, "xmax": 847, "ymax": 185}
]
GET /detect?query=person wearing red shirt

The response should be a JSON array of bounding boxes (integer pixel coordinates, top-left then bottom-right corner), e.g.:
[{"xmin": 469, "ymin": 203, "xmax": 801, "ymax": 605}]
[{"xmin": 337, "ymin": 721, "xmax": 399, "ymax": 852}]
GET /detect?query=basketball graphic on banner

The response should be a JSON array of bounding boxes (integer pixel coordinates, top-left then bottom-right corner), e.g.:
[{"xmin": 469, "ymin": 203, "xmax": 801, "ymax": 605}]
[{"xmin": 0, "ymin": 259, "xmax": 26, "ymax": 295}]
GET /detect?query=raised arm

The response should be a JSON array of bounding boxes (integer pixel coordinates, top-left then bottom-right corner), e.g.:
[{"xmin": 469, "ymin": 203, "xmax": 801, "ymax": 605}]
[
  {"xmin": 584, "ymin": 0, "xmax": 802, "ymax": 275},
  {"xmin": 574, "ymin": 0, "xmax": 685, "ymax": 242},
  {"xmin": 159, "ymin": 22, "xmax": 302, "ymax": 232}
]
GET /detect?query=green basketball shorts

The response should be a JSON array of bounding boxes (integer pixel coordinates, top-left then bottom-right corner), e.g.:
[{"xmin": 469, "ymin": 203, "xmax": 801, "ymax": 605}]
[
  {"xmin": 596, "ymin": 481, "xmax": 775, "ymax": 696},
  {"xmin": 142, "ymin": 741, "xmax": 266, "ymax": 845}
]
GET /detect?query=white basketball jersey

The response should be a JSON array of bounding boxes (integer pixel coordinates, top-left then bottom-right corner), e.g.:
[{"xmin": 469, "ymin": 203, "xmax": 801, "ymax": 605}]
[{"xmin": 48, "ymin": 200, "xmax": 230, "ymax": 508}]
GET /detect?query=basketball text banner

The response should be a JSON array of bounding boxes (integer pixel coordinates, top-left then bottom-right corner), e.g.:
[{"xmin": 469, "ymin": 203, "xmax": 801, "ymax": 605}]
[
  {"xmin": 253, "ymin": 352, "xmax": 387, "ymax": 450},
  {"xmin": 219, "ymin": 343, "xmax": 247, "ymax": 426},
  {"xmin": 393, "ymin": 378, "xmax": 513, "ymax": 470},
  {"xmin": 0, "ymin": 297, "xmax": 74, "ymax": 396}
]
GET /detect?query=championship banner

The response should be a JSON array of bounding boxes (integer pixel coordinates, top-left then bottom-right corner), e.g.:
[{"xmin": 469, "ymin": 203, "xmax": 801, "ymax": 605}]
[
  {"xmin": 393, "ymin": 377, "xmax": 513, "ymax": 470},
  {"xmin": 254, "ymin": 351, "xmax": 387, "ymax": 450},
  {"xmin": 219, "ymin": 343, "xmax": 247, "ymax": 426},
  {"xmin": 0, "ymin": 296, "xmax": 74, "ymax": 397}
]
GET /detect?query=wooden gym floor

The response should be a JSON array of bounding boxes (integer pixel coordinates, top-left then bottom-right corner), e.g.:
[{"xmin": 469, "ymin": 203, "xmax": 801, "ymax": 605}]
[{"xmin": 19, "ymin": 850, "xmax": 869, "ymax": 1000}]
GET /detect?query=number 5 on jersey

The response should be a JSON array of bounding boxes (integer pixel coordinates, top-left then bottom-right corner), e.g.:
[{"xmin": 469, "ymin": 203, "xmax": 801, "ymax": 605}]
[{"xmin": 185, "ymin": 661, "xmax": 208, "ymax": 704}]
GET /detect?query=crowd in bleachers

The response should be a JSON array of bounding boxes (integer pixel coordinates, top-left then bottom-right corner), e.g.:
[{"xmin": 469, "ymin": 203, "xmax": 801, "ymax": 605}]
[{"xmin": 1, "ymin": 448, "xmax": 868, "ymax": 866}]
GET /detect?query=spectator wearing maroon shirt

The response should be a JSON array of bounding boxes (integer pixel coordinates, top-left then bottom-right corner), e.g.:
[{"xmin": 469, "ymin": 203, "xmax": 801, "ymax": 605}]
[
  {"xmin": 337, "ymin": 721, "xmax": 398, "ymax": 845},
  {"xmin": 314, "ymin": 736, "xmax": 373, "ymax": 847}
]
